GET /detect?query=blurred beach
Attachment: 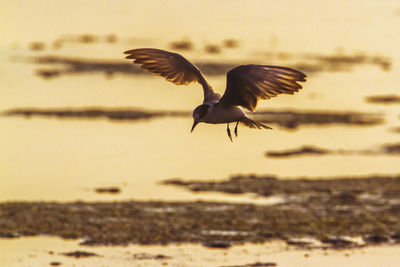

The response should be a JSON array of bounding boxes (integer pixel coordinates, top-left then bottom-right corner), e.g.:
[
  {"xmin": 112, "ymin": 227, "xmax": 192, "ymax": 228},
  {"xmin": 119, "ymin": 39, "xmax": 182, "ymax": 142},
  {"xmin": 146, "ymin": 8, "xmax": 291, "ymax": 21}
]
[{"xmin": 1, "ymin": 0, "xmax": 400, "ymax": 266}]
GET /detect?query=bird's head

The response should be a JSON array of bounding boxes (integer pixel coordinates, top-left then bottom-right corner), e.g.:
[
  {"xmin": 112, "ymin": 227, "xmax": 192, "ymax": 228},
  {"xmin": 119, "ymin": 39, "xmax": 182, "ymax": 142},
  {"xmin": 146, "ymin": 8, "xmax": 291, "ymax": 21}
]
[{"xmin": 191, "ymin": 104, "xmax": 210, "ymax": 132}]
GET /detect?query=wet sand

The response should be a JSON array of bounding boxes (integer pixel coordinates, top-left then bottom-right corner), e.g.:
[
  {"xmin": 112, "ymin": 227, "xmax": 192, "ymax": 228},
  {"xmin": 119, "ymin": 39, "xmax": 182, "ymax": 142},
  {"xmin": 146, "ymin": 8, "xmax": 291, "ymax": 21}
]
[
  {"xmin": 2, "ymin": 236, "xmax": 400, "ymax": 267},
  {"xmin": 2, "ymin": 175, "xmax": 400, "ymax": 249}
]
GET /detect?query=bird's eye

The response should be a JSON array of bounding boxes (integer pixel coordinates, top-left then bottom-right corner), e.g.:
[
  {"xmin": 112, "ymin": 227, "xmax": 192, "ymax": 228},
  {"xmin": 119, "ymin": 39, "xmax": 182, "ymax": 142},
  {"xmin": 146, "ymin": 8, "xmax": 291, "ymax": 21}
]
[{"xmin": 193, "ymin": 104, "xmax": 209, "ymax": 119}]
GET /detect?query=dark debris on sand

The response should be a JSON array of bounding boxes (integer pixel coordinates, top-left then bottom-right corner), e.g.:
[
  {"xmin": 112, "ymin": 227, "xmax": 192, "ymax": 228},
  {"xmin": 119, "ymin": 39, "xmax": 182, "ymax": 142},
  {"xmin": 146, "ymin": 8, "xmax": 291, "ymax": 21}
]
[
  {"xmin": 300, "ymin": 53, "xmax": 391, "ymax": 72},
  {"xmin": 2, "ymin": 108, "xmax": 384, "ymax": 130},
  {"xmin": 252, "ymin": 110, "xmax": 383, "ymax": 129},
  {"xmin": 202, "ymin": 241, "xmax": 233, "ymax": 249},
  {"xmin": 2, "ymin": 108, "xmax": 189, "ymax": 122},
  {"xmin": 61, "ymin": 250, "xmax": 99, "ymax": 258},
  {"xmin": 94, "ymin": 187, "xmax": 121, "ymax": 194},
  {"xmin": 18, "ymin": 49, "xmax": 391, "ymax": 79},
  {"xmin": 163, "ymin": 174, "xmax": 400, "ymax": 199},
  {"xmin": 390, "ymin": 127, "xmax": 400, "ymax": 134},
  {"xmin": 21, "ymin": 55, "xmax": 236, "ymax": 79},
  {"xmin": 132, "ymin": 253, "xmax": 171, "ymax": 260},
  {"xmin": 265, "ymin": 146, "xmax": 329, "ymax": 157},
  {"xmin": 170, "ymin": 40, "xmax": 194, "ymax": 50},
  {"xmin": 366, "ymin": 95, "xmax": 400, "ymax": 105},
  {"xmin": 1, "ymin": 175, "xmax": 400, "ymax": 249},
  {"xmin": 265, "ymin": 143, "xmax": 400, "ymax": 158},
  {"xmin": 221, "ymin": 262, "xmax": 277, "ymax": 267}
]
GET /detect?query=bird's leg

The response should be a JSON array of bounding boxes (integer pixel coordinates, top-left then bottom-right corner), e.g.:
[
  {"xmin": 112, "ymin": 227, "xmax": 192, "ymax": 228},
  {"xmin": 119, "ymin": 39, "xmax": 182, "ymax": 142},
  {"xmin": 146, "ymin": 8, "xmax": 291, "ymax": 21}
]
[
  {"xmin": 234, "ymin": 121, "xmax": 239, "ymax": 137},
  {"xmin": 227, "ymin": 123, "xmax": 233, "ymax": 142}
]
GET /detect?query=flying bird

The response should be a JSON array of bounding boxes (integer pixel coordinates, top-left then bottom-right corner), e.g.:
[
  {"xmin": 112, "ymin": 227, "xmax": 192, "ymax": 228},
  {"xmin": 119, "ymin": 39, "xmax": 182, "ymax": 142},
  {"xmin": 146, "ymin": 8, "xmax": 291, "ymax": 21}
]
[{"xmin": 124, "ymin": 48, "xmax": 306, "ymax": 141}]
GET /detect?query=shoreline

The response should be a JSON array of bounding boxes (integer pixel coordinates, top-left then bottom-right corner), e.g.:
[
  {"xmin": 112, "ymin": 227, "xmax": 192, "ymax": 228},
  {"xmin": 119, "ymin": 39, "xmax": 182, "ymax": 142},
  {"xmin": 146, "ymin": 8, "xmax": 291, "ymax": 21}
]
[{"xmin": 1, "ymin": 236, "xmax": 400, "ymax": 267}]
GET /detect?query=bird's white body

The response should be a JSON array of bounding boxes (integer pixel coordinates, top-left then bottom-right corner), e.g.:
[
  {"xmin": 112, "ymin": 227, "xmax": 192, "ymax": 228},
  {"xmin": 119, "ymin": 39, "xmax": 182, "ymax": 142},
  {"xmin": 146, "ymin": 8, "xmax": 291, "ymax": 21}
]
[{"xmin": 201, "ymin": 104, "xmax": 245, "ymax": 124}]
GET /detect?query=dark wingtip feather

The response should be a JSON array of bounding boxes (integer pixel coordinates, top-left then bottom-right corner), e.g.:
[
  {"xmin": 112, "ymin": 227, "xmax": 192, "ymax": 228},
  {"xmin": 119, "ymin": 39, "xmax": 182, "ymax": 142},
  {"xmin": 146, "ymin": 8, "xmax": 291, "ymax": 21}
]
[
  {"xmin": 124, "ymin": 49, "xmax": 136, "ymax": 54},
  {"xmin": 125, "ymin": 54, "xmax": 137, "ymax": 59}
]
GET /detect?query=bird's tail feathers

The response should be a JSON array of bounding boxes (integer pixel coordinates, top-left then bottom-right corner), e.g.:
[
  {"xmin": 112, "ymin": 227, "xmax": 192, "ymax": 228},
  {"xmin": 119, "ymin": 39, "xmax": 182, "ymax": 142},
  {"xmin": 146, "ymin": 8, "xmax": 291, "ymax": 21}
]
[{"xmin": 240, "ymin": 117, "xmax": 272, "ymax": 130}]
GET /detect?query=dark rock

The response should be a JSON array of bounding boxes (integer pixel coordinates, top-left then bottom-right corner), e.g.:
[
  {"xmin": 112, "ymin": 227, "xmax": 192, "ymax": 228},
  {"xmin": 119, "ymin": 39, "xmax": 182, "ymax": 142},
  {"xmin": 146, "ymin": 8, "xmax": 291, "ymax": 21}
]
[
  {"xmin": 94, "ymin": 187, "xmax": 121, "ymax": 194},
  {"xmin": 248, "ymin": 262, "xmax": 277, "ymax": 267},
  {"xmin": 366, "ymin": 95, "xmax": 400, "ymax": 105},
  {"xmin": 390, "ymin": 233, "xmax": 400, "ymax": 243},
  {"xmin": 265, "ymin": 146, "xmax": 329, "ymax": 157},
  {"xmin": 321, "ymin": 236, "xmax": 360, "ymax": 248},
  {"xmin": 205, "ymin": 45, "xmax": 221, "ymax": 54},
  {"xmin": 223, "ymin": 39, "xmax": 239, "ymax": 48},
  {"xmin": 364, "ymin": 234, "xmax": 390, "ymax": 244},
  {"xmin": 220, "ymin": 262, "xmax": 277, "ymax": 267},
  {"xmin": 202, "ymin": 241, "xmax": 232, "ymax": 248},
  {"xmin": 170, "ymin": 40, "xmax": 193, "ymax": 50},
  {"xmin": 0, "ymin": 232, "xmax": 20, "ymax": 238},
  {"xmin": 29, "ymin": 42, "xmax": 45, "ymax": 51},
  {"xmin": 62, "ymin": 251, "xmax": 98, "ymax": 258},
  {"xmin": 382, "ymin": 143, "xmax": 400, "ymax": 154}
]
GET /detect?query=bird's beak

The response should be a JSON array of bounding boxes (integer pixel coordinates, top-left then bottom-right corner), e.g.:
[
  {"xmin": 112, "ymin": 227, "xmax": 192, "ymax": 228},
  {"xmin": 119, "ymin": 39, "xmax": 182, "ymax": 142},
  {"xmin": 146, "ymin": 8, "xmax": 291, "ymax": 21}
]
[{"xmin": 191, "ymin": 120, "xmax": 199, "ymax": 133}]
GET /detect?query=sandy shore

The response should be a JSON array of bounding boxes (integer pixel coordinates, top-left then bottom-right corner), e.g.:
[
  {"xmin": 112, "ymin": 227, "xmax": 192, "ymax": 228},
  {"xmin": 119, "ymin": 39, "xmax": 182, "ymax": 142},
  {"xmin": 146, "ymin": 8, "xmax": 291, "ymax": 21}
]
[{"xmin": 1, "ymin": 236, "xmax": 399, "ymax": 267}]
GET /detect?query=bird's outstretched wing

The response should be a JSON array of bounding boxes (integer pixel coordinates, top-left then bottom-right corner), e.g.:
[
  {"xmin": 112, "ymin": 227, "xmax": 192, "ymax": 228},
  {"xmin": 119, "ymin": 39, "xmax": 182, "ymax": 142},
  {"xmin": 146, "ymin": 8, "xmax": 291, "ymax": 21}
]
[
  {"xmin": 219, "ymin": 65, "xmax": 306, "ymax": 111},
  {"xmin": 124, "ymin": 48, "xmax": 219, "ymax": 103}
]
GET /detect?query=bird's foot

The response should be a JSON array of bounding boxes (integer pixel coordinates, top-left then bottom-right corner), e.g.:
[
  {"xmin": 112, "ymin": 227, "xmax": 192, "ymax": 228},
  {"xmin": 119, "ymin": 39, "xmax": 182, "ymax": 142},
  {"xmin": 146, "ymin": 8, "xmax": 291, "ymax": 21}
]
[
  {"xmin": 227, "ymin": 124, "xmax": 233, "ymax": 142},
  {"xmin": 234, "ymin": 121, "xmax": 239, "ymax": 137}
]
